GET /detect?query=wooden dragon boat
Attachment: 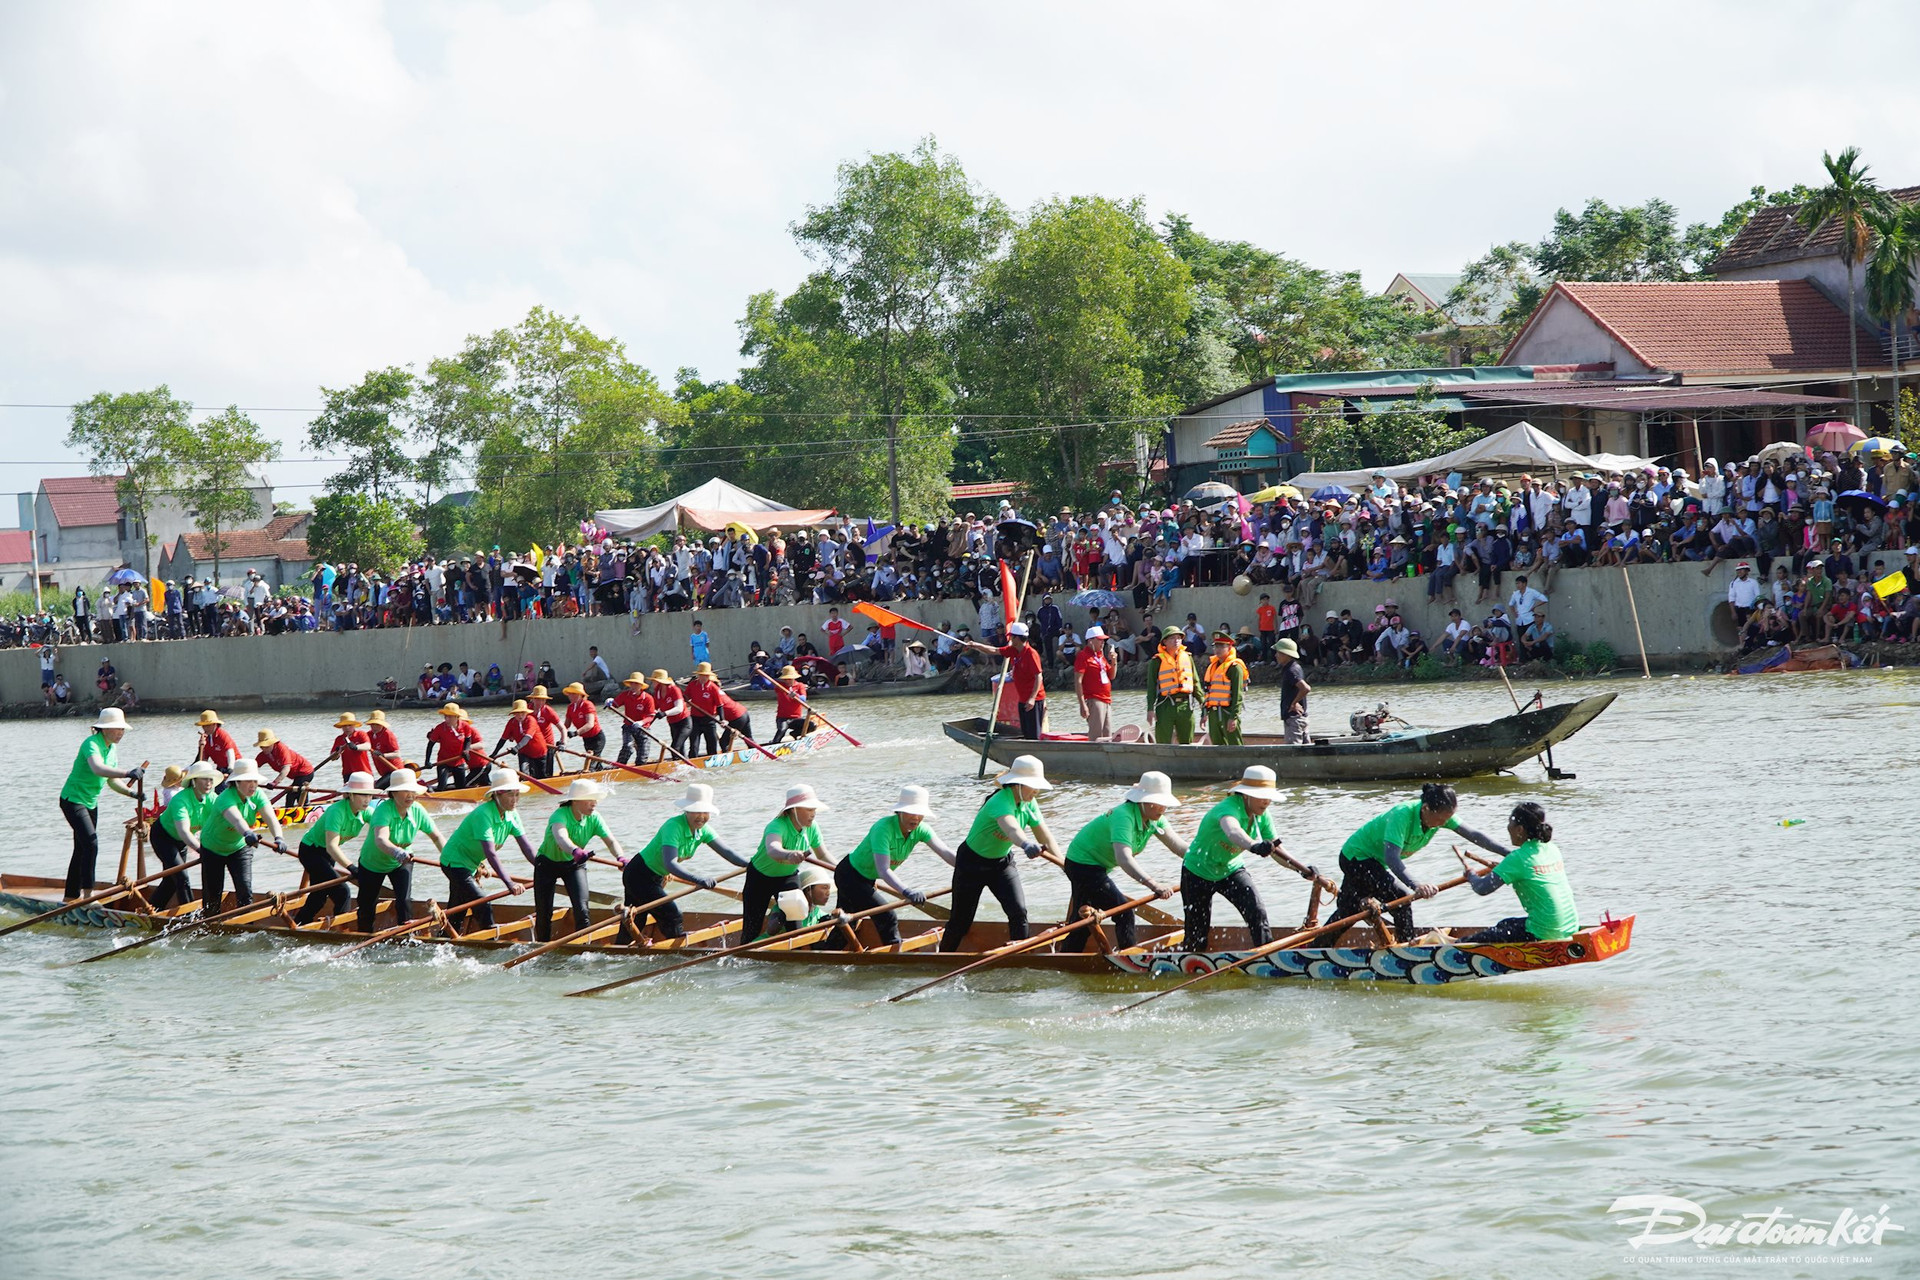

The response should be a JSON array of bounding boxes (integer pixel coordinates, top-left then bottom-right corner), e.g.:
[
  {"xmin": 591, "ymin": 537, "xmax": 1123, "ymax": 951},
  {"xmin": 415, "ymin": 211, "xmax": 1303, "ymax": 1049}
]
[
  {"xmin": 731, "ymin": 667, "xmax": 963, "ymax": 702},
  {"xmin": 0, "ymin": 873, "xmax": 1633, "ymax": 985},
  {"xmin": 942, "ymin": 692, "xmax": 1616, "ymax": 784}
]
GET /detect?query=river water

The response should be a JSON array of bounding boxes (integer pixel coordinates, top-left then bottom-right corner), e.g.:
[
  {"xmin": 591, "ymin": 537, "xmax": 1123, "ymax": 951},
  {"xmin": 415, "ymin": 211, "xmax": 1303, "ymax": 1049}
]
[{"xmin": 2, "ymin": 674, "xmax": 1914, "ymax": 1279}]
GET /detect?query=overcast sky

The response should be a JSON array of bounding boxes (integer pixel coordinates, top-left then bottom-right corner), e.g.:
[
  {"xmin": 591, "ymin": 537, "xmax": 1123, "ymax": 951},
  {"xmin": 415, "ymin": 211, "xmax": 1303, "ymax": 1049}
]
[{"xmin": 3, "ymin": 0, "xmax": 1917, "ymax": 512}]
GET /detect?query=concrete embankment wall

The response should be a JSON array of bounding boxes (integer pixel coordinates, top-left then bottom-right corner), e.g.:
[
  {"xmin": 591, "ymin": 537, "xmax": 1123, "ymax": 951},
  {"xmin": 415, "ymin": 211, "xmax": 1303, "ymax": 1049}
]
[{"xmin": 0, "ymin": 563, "xmax": 1736, "ymax": 710}]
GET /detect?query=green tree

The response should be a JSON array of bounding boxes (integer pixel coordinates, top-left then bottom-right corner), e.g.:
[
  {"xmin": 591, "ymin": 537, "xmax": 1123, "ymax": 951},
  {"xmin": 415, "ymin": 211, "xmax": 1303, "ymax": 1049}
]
[
  {"xmin": 1866, "ymin": 201, "xmax": 1920, "ymax": 436},
  {"xmin": 958, "ymin": 196, "xmax": 1193, "ymax": 509},
  {"xmin": 307, "ymin": 366, "xmax": 416, "ymax": 503},
  {"xmin": 1795, "ymin": 148, "xmax": 1894, "ymax": 430},
  {"xmin": 1163, "ymin": 214, "xmax": 1437, "ymax": 387},
  {"xmin": 1443, "ymin": 242, "xmax": 1540, "ymax": 354},
  {"xmin": 1531, "ymin": 197, "xmax": 1690, "ymax": 283},
  {"xmin": 791, "ymin": 136, "xmax": 1008, "ymax": 522},
  {"xmin": 307, "ymin": 492, "xmax": 418, "ymax": 573},
  {"xmin": 462, "ymin": 307, "xmax": 679, "ymax": 548},
  {"xmin": 64, "ymin": 385, "xmax": 192, "ymax": 576},
  {"xmin": 1294, "ymin": 386, "xmax": 1479, "ymax": 472},
  {"xmin": 174, "ymin": 406, "xmax": 281, "ymax": 585}
]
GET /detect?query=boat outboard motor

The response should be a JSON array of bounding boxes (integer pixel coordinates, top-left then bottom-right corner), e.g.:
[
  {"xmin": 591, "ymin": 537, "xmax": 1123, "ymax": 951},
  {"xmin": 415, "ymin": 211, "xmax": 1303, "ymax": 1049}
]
[{"xmin": 1348, "ymin": 702, "xmax": 1394, "ymax": 739}]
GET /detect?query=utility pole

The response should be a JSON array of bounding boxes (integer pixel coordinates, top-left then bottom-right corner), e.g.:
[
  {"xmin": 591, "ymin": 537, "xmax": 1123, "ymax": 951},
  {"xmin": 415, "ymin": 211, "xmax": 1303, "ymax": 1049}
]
[
  {"xmin": 29, "ymin": 489, "xmax": 43, "ymax": 614},
  {"xmin": 886, "ymin": 412, "xmax": 901, "ymax": 527}
]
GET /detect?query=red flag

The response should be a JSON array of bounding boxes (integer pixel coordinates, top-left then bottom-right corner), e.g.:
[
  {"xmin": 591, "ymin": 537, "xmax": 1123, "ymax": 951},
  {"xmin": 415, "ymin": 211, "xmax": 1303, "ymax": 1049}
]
[
  {"xmin": 999, "ymin": 559, "xmax": 1019, "ymax": 628},
  {"xmin": 851, "ymin": 601, "xmax": 938, "ymax": 634}
]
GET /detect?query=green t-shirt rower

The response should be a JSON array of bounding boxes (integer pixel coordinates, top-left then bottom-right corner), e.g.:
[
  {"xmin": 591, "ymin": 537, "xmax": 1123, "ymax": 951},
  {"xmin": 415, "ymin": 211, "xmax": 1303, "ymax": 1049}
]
[
  {"xmin": 360, "ymin": 797, "xmax": 439, "ymax": 874},
  {"xmin": 1183, "ymin": 794, "xmax": 1276, "ymax": 883}
]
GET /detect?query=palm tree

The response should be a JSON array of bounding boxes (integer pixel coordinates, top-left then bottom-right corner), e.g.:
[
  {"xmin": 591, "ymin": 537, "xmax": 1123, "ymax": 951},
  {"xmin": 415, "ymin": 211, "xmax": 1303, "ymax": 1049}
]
[
  {"xmin": 1866, "ymin": 202, "xmax": 1920, "ymax": 440},
  {"xmin": 1796, "ymin": 148, "xmax": 1895, "ymax": 430}
]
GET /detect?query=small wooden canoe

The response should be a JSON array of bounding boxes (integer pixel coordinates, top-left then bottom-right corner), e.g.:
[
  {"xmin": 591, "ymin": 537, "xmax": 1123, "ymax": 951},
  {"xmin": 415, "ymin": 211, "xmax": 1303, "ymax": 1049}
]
[
  {"xmin": 732, "ymin": 667, "xmax": 963, "ymax": 702},
  {"xmin": 0, "ymin": 873, "xmax": 1632, "ymax": 985},
  {"xmin": 942, "ymin": 692, "xmax": 1616, "ymax": 783}
]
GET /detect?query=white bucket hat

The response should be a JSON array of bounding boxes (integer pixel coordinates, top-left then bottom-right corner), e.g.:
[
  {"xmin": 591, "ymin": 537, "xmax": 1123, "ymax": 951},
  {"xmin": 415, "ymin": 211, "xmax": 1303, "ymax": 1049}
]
[
  {"xmin": 996, "ymin": 755, "xmax": 1052, "ymax": 792},
  {"xmin": 1124, "ymin": 770, "xmax": 1182, "ymax": 808},
  {"xmin": 182, "ymin": 760, "xmax": 221, "ymax": 784},
  {"xmin": 1230, "ymin": 765, "xmax": 1282, "ymax": 802},
  {"xmin": 795, "ymin": 862, "xmax": 830, "ymax": 889},
  {"xmin": 782, "ymin": 783, "xmax": 829, "ymax": 813},
  {"xmin": 1006, "ymin": 621, "xmax": 1030, "ymax": 637},
  {"xmin": 91, "ymin": 707, "xmax": 128, "ymax": 731},
  {"xmin": 563, "ymin": 778, "xmax": 606, "ymax": 803},
  {"xmin": 677, "ymin": 783, "xmax": 718, "ymax": 815},
  {"xmin": 1083, "ymin": 625, "xmax": 1106, "ymax": 640},
  {"xmin": 384, "ymin": 768, "xmax": 428, "ymax": 795},
  {"xmin": 226, "ymin": 760, "xmax": 263, "ymax": 785},
  {"xmin": 892, "ymin": 784, "xmax": 933, "ymax": 818},
  {"xmin": 486, "ymin": 767, "xmax": 530, "ymax": 795},
  {"xmin": 342, "ymin": 771, "xmax": 380, "ymax": 796}
]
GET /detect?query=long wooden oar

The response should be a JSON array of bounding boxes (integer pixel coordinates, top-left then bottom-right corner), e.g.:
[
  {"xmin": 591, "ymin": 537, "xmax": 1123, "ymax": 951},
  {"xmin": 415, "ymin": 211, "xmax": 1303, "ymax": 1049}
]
[
  {"xmin": 483, "ymin": 752, "xmax": 563, "ymax": 797},
  {"xmin": 1099, "ymin": 874, "xmax": 1471, "ymax": 1017},
  {"xmin": 0, "ymin": 855, "xmax": 205, "ymax": 938},
  {"xmin": 321, "ymin": 880, "xmax": 527, "ymax": 960},
  {"xmin": 802, "ymin": 706, "xmax": 863, "ymax": 749},
  {"xmin": 553, "ymin": 744, "xmax": 667, "ymax": 783},
  {"xmin": 499, "ymin": 865, "xmax": 750, "ymax": 968},
  {"xmin": 886, "ymin": 891, "xmax": 1162, "ymax": 1003},
  {"xmin": 799, "ymin": 853, "xmax": 950, "ymax": 922},
  {"xmin": 1024, "ymin": 843, "xmax": 1180, "ymax": 928},
  {"xmin": 607, "ymin": 705, "xmax": 698, "ymax": 768},
  {"xmin": 69, "ymin": 872, "xmax": 356, "ymax": 964},
  {"xmin": 563, "ymin": 887, "xmax": 955, "ymax": 997}
]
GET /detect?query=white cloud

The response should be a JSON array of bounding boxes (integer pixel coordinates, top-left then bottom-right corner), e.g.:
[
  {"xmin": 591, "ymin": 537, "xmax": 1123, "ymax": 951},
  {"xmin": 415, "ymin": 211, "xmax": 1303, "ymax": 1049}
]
[{"xmin": 2, "ymin": 0, "xmax": 1917, "ymax": 501}]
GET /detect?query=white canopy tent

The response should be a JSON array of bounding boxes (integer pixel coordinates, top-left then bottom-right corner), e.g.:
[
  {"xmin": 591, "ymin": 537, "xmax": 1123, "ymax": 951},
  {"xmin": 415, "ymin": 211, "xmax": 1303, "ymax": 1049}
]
[
  {"xmin": 1290, "ymin": 422, "xmax": 1605, "ymax": 492},
  {"xmin": 594, "ymin": 478, "xmax": 835, "ymax": 539}
]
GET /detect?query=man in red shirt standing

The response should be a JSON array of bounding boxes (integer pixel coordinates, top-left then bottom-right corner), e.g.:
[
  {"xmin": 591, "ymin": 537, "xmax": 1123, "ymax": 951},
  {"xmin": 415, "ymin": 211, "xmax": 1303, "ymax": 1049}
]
[
  {"xmin": 769, "ymin": 664, "xmax": 811, "ymax": 744},
  {"xmin": 495, "ymin": 698, "xmax": 554, "ymax": 779},
  {"xmin": 195, "ymin": 710, "xmax": 241, "ymax": 776},
  {"xmin": 254, "ymin": 728, "xmax": 316, "ymax": 805},
  {"xmin": 527, "ymin": 685, "xmax": 565, "ymax": 745},
  {"xmin": 425, "ymin": 703, "xmax": 487, "ymax": 790},
  {"xmin": 606, "ymin": 672, "xmax": 656, "ymax": 765},
  {"xmin": 1255, "ymin": 593, "xmax": 1279, "ymax": 663},
  {"xmin": 561, "ymin": 681, "xmax": 605, "ymax": 760},
  {"xmin": 683, "ymin": 663, "xmax": 724, "ymax": 758},
  {"xmin": 322, "ymin": 713, "xmax": 375, "ymax": 785},
  {"xmin": 363, "ymin": 709, "xmax": 405, "ymax": 786},
  {"xmin": 1074, "ymin": 624, "xmax": 1115, "ymax": 742},
  {"xmin": 967, "ymin": 620, "xmax": 1046, "ymax": 739},
  {"xmin": 823, "ymin": 607, "xmax": 849, "ymax": 657},
  {"xmin": 650, "ymin": 669, "xmax": 692, "ymax": 759}
]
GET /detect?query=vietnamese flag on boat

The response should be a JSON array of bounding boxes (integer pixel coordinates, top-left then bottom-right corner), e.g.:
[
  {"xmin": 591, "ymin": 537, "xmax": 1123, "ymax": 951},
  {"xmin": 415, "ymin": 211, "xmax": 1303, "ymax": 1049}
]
[{"xmin": 999, "ymin": 559, "xmax": 1019, "ymax": 628}]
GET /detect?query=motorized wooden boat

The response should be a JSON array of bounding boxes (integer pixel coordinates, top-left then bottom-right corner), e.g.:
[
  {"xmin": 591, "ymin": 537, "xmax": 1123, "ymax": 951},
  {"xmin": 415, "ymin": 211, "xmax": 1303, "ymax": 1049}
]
[
  {"xmin": 941, "ymin": 692, "xmax": 1616, "ymax": 783},
  {"xmin": 0, "ymin": 872, "xmax": 1632, "ymax": 985},
  {"xmin": 731, "ymin": 667, "xmax": 963, "ymax": 702}
]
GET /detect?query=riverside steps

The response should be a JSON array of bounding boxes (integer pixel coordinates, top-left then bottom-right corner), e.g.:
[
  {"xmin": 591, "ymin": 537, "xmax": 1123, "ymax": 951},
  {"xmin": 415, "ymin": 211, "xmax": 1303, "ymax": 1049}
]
[{"xmin": 0, "ymin": 563, "xmax": 1740, "ymax": 711}]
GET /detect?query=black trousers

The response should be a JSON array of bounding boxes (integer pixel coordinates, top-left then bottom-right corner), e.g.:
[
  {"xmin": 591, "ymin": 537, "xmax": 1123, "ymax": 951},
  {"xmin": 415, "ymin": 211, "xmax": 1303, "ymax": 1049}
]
[
  {"xmin": 201, "ymin": 849, "xmax": 254, "ymax": 913},
  {"xmin": 720, "ymin": 714, "xmax": 755, "ymax": 752},
  {"xmin": 434, "ymin": 760, "xmax": 484, "ymax": 790},
  {"xmin": 520, "ymin": 751, "xmax": 553, "ymax": 780},
  {"xmin": 580, "ymin": 730, "xmax": 606, "ymax": 759},
  {"xmin": 1332, "ymin": 854, "xmax": 1414, "ymax": 941},
  {"xmin": 59, "ymin": 799, "xmax": 99, "ymax": 899},
  {"xmin": 149, "ymin": 825, "xmax": 195, "ymax": 910},
  {"xmin": 620, "ymin": 861, "xmax": 683, "ymax": 940},
  {"xmin": 532, "ymin": 857, "xmax": 590, "ymax": 942},
  {"xmin": 1463, "ymin": 916, "xmax": 1536, "ymax": 944},
  {"xmin": 355, "ymin": 863, "xmax": 412, "ymax": 933},
  {"xmin": 666, "ymin": 718, "xmax": 690, "ymax": 757},
  {"xmin": 740, "ymin": 865, "xmax": 799, "ymax": 941},
  {"xmin": 294, "ymin": 843, "xmax": 351, "ymax": 924},
  {"xmin": 442, "ymin": 865, "xmax": 495, "ymax": 932},
  {"xmin": 618, "ymin": 721, "xmax": 652, "ymax": 765},
  {"xmin": 769, "ymin": 716, "xmax": 808, "ymax": 745},
  {"xmin": 1018, "ymin": 701, "xmax": 1042, "ymax": 739},
  {"xmin": 688, "ymin": 715, "xmax": 719, "ymax": 759},
  {"xmin": 1180, "ymin": 866, "xmax": 1269, "ymax": 951},
  {"xmin": 940, "ymin": 842, "xmax": 1029, "ymax": 951},
  {"xmin": 834, "ymin": 856, "xmax": 897, "ymax": 945},
  {"xmin": 1062, "ymin": 858, "xmax": 1135, "ymax": 953}
]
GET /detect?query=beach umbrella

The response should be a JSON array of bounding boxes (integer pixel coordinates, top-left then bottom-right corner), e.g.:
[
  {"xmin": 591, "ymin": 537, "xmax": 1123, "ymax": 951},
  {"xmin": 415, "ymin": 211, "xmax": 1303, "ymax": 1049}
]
[
  {"xmin": 1849, "ymin": 436, "xmax": 1903, "ymax": 456},
  {"xmin": 1184, "ymin": 482, "xmax": 1238, "ymax": 505},
  {"xmin": 1807, "ymin": 421, "xmax": 1865, "ymax": 452},
  {"xmin": 106, "ymin": 567, "xmax": 143, "ymax": 585},
  {"xmin": 1070, "ymin": 589, "xmax": 1126, "ymax": 610},
  {"xmin": 1310, "ymin": 485, "xmax": 1350, "ymax": 502},
  {"xmin": 1245, "ymin": 484, "xmax": 1302, "ymax": 502}
]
